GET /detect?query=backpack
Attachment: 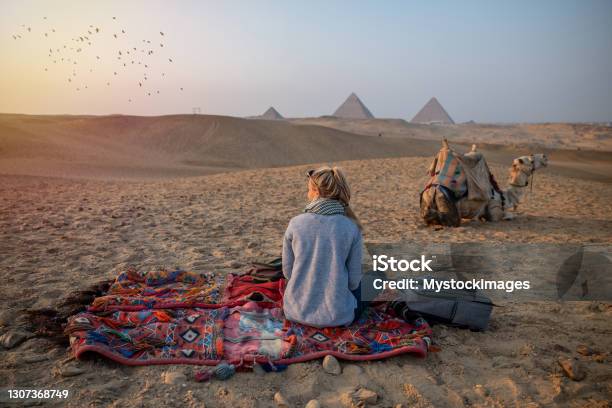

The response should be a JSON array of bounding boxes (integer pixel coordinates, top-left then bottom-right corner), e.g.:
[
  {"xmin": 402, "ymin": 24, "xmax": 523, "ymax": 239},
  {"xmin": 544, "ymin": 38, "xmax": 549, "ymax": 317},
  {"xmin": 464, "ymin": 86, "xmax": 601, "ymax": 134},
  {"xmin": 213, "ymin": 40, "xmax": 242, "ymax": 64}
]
[
  {"xmin": 392, "ymin": 276, "xmax": 494, "ymax": 331},
  {"xmin": 243, "ymin": 257, "xmax": 283, "ymax": 282}
]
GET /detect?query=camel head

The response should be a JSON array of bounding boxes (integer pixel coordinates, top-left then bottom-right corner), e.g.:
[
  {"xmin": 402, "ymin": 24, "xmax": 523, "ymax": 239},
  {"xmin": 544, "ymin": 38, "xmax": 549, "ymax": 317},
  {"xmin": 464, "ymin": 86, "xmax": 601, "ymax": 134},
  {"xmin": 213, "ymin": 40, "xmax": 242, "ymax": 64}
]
[
  {"xmin": 509, "ymin": 154, "xmax": 548, "ymax": 187},
  {"xmin": 531, "ymin": 153, "xmax": 548, "ymax": 170}
]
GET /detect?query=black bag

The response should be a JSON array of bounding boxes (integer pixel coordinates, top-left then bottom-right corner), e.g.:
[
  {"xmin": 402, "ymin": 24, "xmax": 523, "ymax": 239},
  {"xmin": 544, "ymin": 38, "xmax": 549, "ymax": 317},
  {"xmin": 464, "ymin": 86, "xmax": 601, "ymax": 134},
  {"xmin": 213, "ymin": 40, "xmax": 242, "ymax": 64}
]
[{"xmin": 392, "ymin": 277, "xmax": 494, "ymax": 331}]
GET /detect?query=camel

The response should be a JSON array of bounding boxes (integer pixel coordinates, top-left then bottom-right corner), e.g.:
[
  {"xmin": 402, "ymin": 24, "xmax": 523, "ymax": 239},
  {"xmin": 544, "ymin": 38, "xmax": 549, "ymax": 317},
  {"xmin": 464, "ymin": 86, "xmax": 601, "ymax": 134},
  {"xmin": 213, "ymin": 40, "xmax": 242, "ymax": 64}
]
[{"xmin": 420, "ymin": 140, "xmax": 547, "ymax": 226}]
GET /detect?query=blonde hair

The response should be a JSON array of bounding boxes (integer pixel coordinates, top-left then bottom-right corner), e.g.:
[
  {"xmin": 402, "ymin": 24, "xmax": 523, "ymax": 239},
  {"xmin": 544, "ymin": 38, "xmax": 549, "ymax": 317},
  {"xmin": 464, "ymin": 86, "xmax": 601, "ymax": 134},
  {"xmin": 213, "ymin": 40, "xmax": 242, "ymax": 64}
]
[{"xmin": 308, "ymin": 166, "xmax": 362, "ymax": 230}]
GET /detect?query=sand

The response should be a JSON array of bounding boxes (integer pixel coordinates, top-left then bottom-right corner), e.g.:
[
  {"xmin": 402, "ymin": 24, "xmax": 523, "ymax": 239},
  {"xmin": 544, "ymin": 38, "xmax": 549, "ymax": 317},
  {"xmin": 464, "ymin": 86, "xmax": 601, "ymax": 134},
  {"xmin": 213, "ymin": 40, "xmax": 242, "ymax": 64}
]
[
  {"xmin": 0, "ymin": 114, "xmax": 611, "ymax": 407},
  {"xmin": 290, "ymin": 118, "xmax": 612, "ymax": 152},
  {"xmin": 1, "ymin": 154, "xmax": 611, "ymax": 407},
  {"xmin": 3, "ymin": 114, "xmax": 611, "ymax": 182}
]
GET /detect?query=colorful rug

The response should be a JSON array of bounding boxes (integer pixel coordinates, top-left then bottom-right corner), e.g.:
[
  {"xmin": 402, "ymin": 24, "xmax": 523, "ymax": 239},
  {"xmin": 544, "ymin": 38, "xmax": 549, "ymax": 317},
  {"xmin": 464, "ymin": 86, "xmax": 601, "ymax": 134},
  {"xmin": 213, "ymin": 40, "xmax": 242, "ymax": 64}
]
[{"xmin": 66, "ymin": 268, "xmax": 432, "ymax": 366}]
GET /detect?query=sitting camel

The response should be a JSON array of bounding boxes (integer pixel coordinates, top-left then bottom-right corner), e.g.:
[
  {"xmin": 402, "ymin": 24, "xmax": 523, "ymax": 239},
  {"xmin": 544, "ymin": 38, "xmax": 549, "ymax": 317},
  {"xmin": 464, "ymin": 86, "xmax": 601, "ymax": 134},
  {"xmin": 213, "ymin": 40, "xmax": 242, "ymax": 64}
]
[{"xmin": 420, "ymin": 140, "xmax": 547, "ymax": 226}]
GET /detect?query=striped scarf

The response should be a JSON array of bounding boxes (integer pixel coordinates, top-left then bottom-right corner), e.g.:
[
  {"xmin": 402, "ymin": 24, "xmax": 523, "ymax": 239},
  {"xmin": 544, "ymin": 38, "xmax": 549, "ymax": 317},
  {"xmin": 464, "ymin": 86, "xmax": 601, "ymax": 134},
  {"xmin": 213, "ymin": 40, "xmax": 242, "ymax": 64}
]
[{"xmin": 304, "ymin": 198, "xmax": 346, "ymax": 216}]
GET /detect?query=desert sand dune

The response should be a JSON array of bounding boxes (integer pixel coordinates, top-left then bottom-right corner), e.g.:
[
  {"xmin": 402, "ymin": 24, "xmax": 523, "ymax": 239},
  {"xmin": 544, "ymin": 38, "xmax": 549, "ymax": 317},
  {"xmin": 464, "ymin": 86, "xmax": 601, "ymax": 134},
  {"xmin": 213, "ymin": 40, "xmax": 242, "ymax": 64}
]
[
  {"xmin": 1, "ymin": 114, "xmax": 611, "ymax": 182},
  {"xmin": 0, "ymin": 113, "xmax": 436, "ymax": 179},
  {"xmin": 290, "ymin": 117, "xmax": 612, "ymax": 152}
]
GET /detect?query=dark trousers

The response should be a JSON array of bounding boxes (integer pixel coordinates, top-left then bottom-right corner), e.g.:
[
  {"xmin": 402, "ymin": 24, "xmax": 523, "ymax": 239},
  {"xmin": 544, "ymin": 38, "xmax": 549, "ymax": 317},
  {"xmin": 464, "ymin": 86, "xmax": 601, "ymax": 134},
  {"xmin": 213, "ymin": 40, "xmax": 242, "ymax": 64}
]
[{"xmin": 350, "ymin": 282, "xmax": 366, "ymax": 324}]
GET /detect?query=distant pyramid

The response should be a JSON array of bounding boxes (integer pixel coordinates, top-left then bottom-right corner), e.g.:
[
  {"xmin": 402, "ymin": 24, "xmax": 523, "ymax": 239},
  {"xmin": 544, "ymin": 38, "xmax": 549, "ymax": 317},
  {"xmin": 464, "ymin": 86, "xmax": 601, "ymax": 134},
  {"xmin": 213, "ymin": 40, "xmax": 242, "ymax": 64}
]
[
  {"xmin": 259, "ymin": 106, "xmax": 284, "ymax": 120},
  {"xmin": 333, "ymin": 93, "xmax": 374, "ymax": 119},
  {"xmin": 411, "ymin": 97, "xmax": 454, "ymax": 124}
]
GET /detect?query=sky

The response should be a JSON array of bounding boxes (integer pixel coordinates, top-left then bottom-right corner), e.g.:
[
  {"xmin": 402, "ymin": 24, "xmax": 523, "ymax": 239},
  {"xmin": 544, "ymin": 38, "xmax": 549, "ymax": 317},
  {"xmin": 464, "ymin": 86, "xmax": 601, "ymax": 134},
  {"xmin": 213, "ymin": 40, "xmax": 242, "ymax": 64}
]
[{"xmin": 1, "ymin": 0, "xmax": 611, "ymax": 122}]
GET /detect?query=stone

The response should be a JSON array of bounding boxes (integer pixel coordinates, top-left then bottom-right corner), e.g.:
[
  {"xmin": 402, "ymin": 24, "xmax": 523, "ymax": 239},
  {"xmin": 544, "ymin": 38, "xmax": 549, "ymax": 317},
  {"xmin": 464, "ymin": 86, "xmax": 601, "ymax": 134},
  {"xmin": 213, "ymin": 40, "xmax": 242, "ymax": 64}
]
[
  {"xmin": 322, "ymin": 355, "xmax": 341, "ymax": 375},
  {"xmin": 305, "ymin": 400, "xmax": 321, "ymax": 408},
  {"xmin": 353, "ymin": 387, "xmax": 378, "ymax": 404},
  {"xmin": 0, "ymin": 330, "xmax": 33, "ymax": 349},
  {"xmin": 60, "ymin": 365, "xmax": 85, "ymax": 377},
  {"xmin": 552, "ymin": 344, "xmax": 570, "ymax": 353},
  {"xmin": 21, "ymin": 354, "xmax": 48, "ymax": 364},
  {"xmin": 0, "ymin": 309, "xmax": 12, "ymax": 327},
  {"xmin": 593, "ymin": 354, "xmax": 606, "ymax": 363},
  {"xmin": 274, "ymin": 391, "xmax": 289, "ymax": 407},
  {"xmin": 162, "ymin": 371, "xmax": 187, "ymax": 385},
  {"xmin": 558, "ymin": 358, "xmax": 586, "ymax": 381},
  {"xmin": 576, "ymin": 344, "xmax": 595, "ymax": 356},
  {"xmin": 339, "ymin": 392, "xmax": 356, "ymax": 407}
]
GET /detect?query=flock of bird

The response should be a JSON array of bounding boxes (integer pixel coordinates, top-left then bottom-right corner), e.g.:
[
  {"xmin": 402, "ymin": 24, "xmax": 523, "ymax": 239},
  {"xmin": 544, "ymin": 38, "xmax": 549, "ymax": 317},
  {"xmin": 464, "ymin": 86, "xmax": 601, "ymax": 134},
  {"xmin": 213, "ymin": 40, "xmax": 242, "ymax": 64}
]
[{"xmin": 11, "ymin": 16, "xmax": 184, "ymax": 102}]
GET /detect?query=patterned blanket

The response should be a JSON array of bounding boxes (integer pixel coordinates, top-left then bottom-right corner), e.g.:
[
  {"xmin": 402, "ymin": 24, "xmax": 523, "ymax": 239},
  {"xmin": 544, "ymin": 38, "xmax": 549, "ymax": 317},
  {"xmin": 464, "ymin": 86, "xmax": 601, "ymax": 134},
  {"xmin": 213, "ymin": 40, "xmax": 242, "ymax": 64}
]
[{"xmin": 66, "ymin": 268, "xmax": 432, "ymax": 366}]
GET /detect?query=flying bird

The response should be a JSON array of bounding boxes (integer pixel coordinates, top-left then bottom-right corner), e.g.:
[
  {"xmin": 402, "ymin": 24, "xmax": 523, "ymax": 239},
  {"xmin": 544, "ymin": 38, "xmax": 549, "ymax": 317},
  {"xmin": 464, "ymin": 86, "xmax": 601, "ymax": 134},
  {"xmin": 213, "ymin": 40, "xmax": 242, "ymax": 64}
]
[{"xmin": 12, "ymin": 19, "xmax": 184, "ymax": 102}]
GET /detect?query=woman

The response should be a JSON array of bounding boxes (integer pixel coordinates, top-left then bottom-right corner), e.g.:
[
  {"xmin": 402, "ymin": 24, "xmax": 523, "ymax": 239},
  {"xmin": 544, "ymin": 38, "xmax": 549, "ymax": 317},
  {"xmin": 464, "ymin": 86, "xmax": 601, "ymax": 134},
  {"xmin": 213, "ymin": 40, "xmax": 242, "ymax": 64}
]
[{"xmin": 282, "ymin": 166, "xmax": 363, "ymax": 328}]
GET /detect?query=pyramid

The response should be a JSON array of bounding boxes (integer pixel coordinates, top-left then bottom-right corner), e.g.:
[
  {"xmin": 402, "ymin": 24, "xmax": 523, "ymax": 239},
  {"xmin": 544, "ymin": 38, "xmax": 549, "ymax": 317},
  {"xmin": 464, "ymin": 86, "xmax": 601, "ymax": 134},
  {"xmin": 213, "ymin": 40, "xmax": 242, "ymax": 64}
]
[
  {"xmin": 411, "ymin": 97, "xmax": 454, "ymax": 124},
  {"xmin": 259, "ymin": 107, "xmax": 284, "ymax": 120},
  {"xmin": 332, "ymin": 93, "xmax": 375, "ymax": 119}
]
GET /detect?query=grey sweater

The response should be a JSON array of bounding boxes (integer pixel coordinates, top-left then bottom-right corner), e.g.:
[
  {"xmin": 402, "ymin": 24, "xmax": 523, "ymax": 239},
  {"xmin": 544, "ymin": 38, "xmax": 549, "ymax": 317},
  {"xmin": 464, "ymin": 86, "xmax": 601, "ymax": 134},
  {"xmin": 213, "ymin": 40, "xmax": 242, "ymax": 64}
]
[{"xmin": 282, "ymin": 213, "xmax": 363, "ymax": 327}]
